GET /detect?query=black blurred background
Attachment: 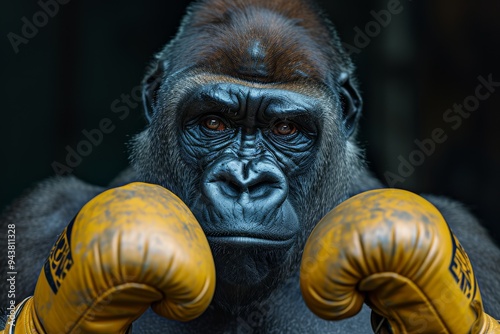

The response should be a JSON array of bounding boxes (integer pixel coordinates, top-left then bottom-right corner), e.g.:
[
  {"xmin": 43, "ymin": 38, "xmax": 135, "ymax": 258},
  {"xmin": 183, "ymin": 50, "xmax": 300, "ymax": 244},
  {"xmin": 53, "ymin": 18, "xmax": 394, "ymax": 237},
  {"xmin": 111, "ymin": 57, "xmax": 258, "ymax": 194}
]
[{"xmin": 1, "ymin": 0, "xmax": 499, "ymax": 243}]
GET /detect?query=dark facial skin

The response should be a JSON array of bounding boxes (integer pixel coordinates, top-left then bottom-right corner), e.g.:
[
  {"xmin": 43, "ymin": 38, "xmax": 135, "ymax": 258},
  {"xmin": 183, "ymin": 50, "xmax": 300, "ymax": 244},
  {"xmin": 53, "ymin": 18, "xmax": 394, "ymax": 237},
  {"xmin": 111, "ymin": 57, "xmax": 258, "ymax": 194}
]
[
  {"xmin": 181, "ymin": 83, "xmax": 319, "ymax": 243},
  {"xmin": 179, "ymin": 82, "xmax": 321, "ymax": 304}
]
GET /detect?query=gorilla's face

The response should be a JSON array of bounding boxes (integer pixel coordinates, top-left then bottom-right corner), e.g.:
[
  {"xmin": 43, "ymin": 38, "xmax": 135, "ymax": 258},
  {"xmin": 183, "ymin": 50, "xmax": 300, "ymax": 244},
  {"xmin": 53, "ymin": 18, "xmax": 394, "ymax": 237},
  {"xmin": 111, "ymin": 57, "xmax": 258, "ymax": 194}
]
[
  {"xmin": 131, "ymin": 0, "xmax": 363, "ymax": 310},
  {"xmin": 132, "ymin": 72, "xmax": 359, "ymax": 308},
  {"xmin": 179, "ymin": 80, "xmax": 319, "ymax": 290}
]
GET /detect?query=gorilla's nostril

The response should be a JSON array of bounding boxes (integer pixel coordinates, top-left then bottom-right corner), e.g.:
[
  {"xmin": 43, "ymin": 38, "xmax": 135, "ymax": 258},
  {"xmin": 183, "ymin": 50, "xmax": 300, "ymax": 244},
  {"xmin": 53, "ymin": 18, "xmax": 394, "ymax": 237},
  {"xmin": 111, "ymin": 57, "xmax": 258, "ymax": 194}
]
[
  {"xmin": 247, "ymin": 178, "xmax": 282, "ymax": 199},
  {"xmin": 223, "ymin": 179, "xmax": 243, "ymax": 197},
  {"xmin": 247, "ymin": 182, "xmax": 268, "ymax": 198},
  {"xmin": 206, "ymin": 179, "xmax": 240, "ymax": 198}
]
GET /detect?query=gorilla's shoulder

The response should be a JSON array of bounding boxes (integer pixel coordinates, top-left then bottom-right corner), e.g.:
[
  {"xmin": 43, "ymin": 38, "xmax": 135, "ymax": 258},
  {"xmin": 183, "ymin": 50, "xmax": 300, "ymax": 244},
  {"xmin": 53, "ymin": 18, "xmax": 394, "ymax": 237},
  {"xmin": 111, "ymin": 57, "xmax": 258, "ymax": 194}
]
[
  {"xmin": 1, "ymin": 176, "xmax": 105, "ymax": 233},
  {"xmin": 0, "ymin": 177, "xmax": 106, "ymax": 308},
  {"xmin": 423, "ymin": 194, "xmax": 495, "ymax": 242},
  {"xmin": 423, "ymin": 194, "xmax": 500, "ymax": 316}
]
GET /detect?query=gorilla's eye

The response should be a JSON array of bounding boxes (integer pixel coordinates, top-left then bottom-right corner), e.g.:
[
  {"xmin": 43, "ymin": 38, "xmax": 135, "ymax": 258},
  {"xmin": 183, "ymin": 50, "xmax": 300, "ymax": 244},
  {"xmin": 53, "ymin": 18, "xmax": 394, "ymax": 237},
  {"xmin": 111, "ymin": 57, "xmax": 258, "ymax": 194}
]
[
  {"xmin": 273, "ymin": 121, "xmax": 297, "ymax": 136},
  {"xmin": 202, "ymin": 117, "xmax": 226, "ymax": 131}
]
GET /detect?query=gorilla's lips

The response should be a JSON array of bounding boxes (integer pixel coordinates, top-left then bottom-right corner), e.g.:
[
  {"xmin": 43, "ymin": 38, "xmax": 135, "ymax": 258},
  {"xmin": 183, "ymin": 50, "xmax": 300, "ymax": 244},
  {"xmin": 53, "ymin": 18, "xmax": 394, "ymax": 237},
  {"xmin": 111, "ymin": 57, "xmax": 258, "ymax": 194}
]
[
  {"xmin": 198, "ymin": 203, "xmax": 299, "ymax": 250},
  {"xmin": 207, "ymin": 234, "xmax": 295, "ymax": 249}
]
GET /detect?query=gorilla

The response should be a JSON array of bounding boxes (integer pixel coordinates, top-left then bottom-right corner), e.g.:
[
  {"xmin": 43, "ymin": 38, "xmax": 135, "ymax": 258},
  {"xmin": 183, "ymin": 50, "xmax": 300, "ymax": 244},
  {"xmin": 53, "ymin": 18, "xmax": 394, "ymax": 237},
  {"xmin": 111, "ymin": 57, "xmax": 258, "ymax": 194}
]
[{"xmin": 1, "ymin": 0, "xmax": 499, "ymax": 332}]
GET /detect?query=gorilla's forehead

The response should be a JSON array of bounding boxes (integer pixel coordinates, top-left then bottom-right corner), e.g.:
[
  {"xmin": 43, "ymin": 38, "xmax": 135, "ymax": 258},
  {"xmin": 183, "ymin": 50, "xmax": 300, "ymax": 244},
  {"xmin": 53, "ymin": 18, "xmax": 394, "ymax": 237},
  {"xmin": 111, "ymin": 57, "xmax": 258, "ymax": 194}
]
[
  {"xmin": 173, "ymin": 74, "xmax": 336, "ymax": 119},
  {"xmin": 183, "ymin": 81, "xmax": 323, "ymax": 120},
  {"xmin": 170, "ymin": 72, "xmax": 333, "ymax": 102}
]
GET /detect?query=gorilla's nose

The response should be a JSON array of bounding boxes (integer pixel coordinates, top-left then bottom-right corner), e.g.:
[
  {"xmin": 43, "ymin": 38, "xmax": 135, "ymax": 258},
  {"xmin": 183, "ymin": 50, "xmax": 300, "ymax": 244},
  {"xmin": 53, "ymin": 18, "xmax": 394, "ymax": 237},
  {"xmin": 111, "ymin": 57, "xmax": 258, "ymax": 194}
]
[{"xmin": 202, "ymin": 159, "xmax": 288, "ymax": 206}]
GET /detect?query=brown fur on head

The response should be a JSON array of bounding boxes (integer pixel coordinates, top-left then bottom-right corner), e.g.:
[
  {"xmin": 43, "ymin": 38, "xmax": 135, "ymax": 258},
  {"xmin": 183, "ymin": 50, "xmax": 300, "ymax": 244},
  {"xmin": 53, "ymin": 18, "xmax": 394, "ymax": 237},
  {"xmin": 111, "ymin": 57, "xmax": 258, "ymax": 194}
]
[{"xmin": 149, "ymin": 0, "xmax": 354, "ymax": 88}]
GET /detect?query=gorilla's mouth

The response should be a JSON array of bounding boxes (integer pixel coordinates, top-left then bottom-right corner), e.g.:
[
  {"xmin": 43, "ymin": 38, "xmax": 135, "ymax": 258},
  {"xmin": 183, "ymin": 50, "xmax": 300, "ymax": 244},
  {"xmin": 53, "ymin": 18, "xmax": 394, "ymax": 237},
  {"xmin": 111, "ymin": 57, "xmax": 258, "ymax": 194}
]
[
  {"xmin": 194, "ymin": 197, "xmax": 300, "ymax": 251},
  {"xmin": 207, "ymin": 235, "xmax": 295, "ymax": 248}
]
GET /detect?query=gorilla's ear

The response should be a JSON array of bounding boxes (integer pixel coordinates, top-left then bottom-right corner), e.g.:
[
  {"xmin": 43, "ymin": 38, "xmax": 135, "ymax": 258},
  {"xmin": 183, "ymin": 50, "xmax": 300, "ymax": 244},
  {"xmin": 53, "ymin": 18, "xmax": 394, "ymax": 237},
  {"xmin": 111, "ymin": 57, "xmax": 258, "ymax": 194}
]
[
  {"xmin": 142, "ymin": 60, "xmax": 168, "ymax": 123},
  {"xmin": 338, "ymin": 72, "xmax": 363, "ymax": 137}
]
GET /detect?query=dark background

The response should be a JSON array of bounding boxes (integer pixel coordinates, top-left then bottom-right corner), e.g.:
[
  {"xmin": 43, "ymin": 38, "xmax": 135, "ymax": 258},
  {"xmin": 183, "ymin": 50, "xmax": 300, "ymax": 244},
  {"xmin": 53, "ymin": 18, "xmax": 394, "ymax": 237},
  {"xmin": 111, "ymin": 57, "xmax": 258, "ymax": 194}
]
[{"xmin": 1, "ymin": 0, "xmax": 499, "ymax": 243}]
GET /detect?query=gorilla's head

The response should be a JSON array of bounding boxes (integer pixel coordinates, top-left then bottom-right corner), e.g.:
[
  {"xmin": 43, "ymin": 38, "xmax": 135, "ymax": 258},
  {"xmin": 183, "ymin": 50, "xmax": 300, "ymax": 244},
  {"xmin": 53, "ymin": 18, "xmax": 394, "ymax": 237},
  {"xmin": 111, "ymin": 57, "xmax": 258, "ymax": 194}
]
[{"xmin": 131, "ymin": 0, "xmax": 365, "ymax": 311}]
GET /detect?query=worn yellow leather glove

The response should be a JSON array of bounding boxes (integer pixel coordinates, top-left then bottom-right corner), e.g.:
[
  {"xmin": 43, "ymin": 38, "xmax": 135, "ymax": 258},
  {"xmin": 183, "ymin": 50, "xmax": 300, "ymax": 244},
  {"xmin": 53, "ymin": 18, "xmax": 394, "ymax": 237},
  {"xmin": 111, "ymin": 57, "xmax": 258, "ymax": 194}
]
[
  {"xmin": 300, "ymin": 188, "xmax": 500, "ymax": 333},
  {"xmin": 3, "ymin": 182, "xmax": 215, "ymax": 334}
]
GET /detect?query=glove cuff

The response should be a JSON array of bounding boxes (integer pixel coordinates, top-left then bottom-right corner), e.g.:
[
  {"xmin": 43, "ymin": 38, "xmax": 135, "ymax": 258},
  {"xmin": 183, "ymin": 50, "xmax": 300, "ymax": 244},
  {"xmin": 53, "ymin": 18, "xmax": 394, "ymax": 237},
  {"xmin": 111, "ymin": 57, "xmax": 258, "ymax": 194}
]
[
  {"xmin": 3, "ymin": 297, "xmax": 43, "ymax": 334},
  {"xmin": 478, "ymin": 314, "xmax": 500, "ymax": 333},
  {"xmin": 3, "ymin": 296, "xmax": 134, "ymax": 334}
]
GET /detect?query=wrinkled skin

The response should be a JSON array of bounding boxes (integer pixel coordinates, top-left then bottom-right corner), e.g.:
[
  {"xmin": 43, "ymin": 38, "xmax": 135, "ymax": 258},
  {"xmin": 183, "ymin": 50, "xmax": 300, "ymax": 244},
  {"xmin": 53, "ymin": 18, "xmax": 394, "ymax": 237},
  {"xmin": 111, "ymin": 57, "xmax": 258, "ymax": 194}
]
[{"xmin": 1, "ymin": 0, "xmax": 499, "ymax": 333}]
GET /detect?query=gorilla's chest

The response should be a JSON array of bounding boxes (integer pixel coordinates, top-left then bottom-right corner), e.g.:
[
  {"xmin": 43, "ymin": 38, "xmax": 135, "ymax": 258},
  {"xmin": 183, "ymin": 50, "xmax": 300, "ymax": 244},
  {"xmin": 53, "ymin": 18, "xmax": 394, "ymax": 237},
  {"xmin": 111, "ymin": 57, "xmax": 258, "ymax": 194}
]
[{"xmin": 131, "ymin": 303, "xmax": 373, "ymax": 333}]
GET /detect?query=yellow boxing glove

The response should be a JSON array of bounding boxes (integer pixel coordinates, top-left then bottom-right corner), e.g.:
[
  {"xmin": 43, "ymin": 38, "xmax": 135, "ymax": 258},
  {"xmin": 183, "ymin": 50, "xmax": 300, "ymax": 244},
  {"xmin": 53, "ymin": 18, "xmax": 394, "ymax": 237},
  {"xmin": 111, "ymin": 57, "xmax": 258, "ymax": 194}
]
[
  {"xmin": 300, "ymin": 188, "xmax": 500, "ymax": 334},
  {"xmin": 3, "ymin": 182, "xmax": 215, "ymax": 334}
]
